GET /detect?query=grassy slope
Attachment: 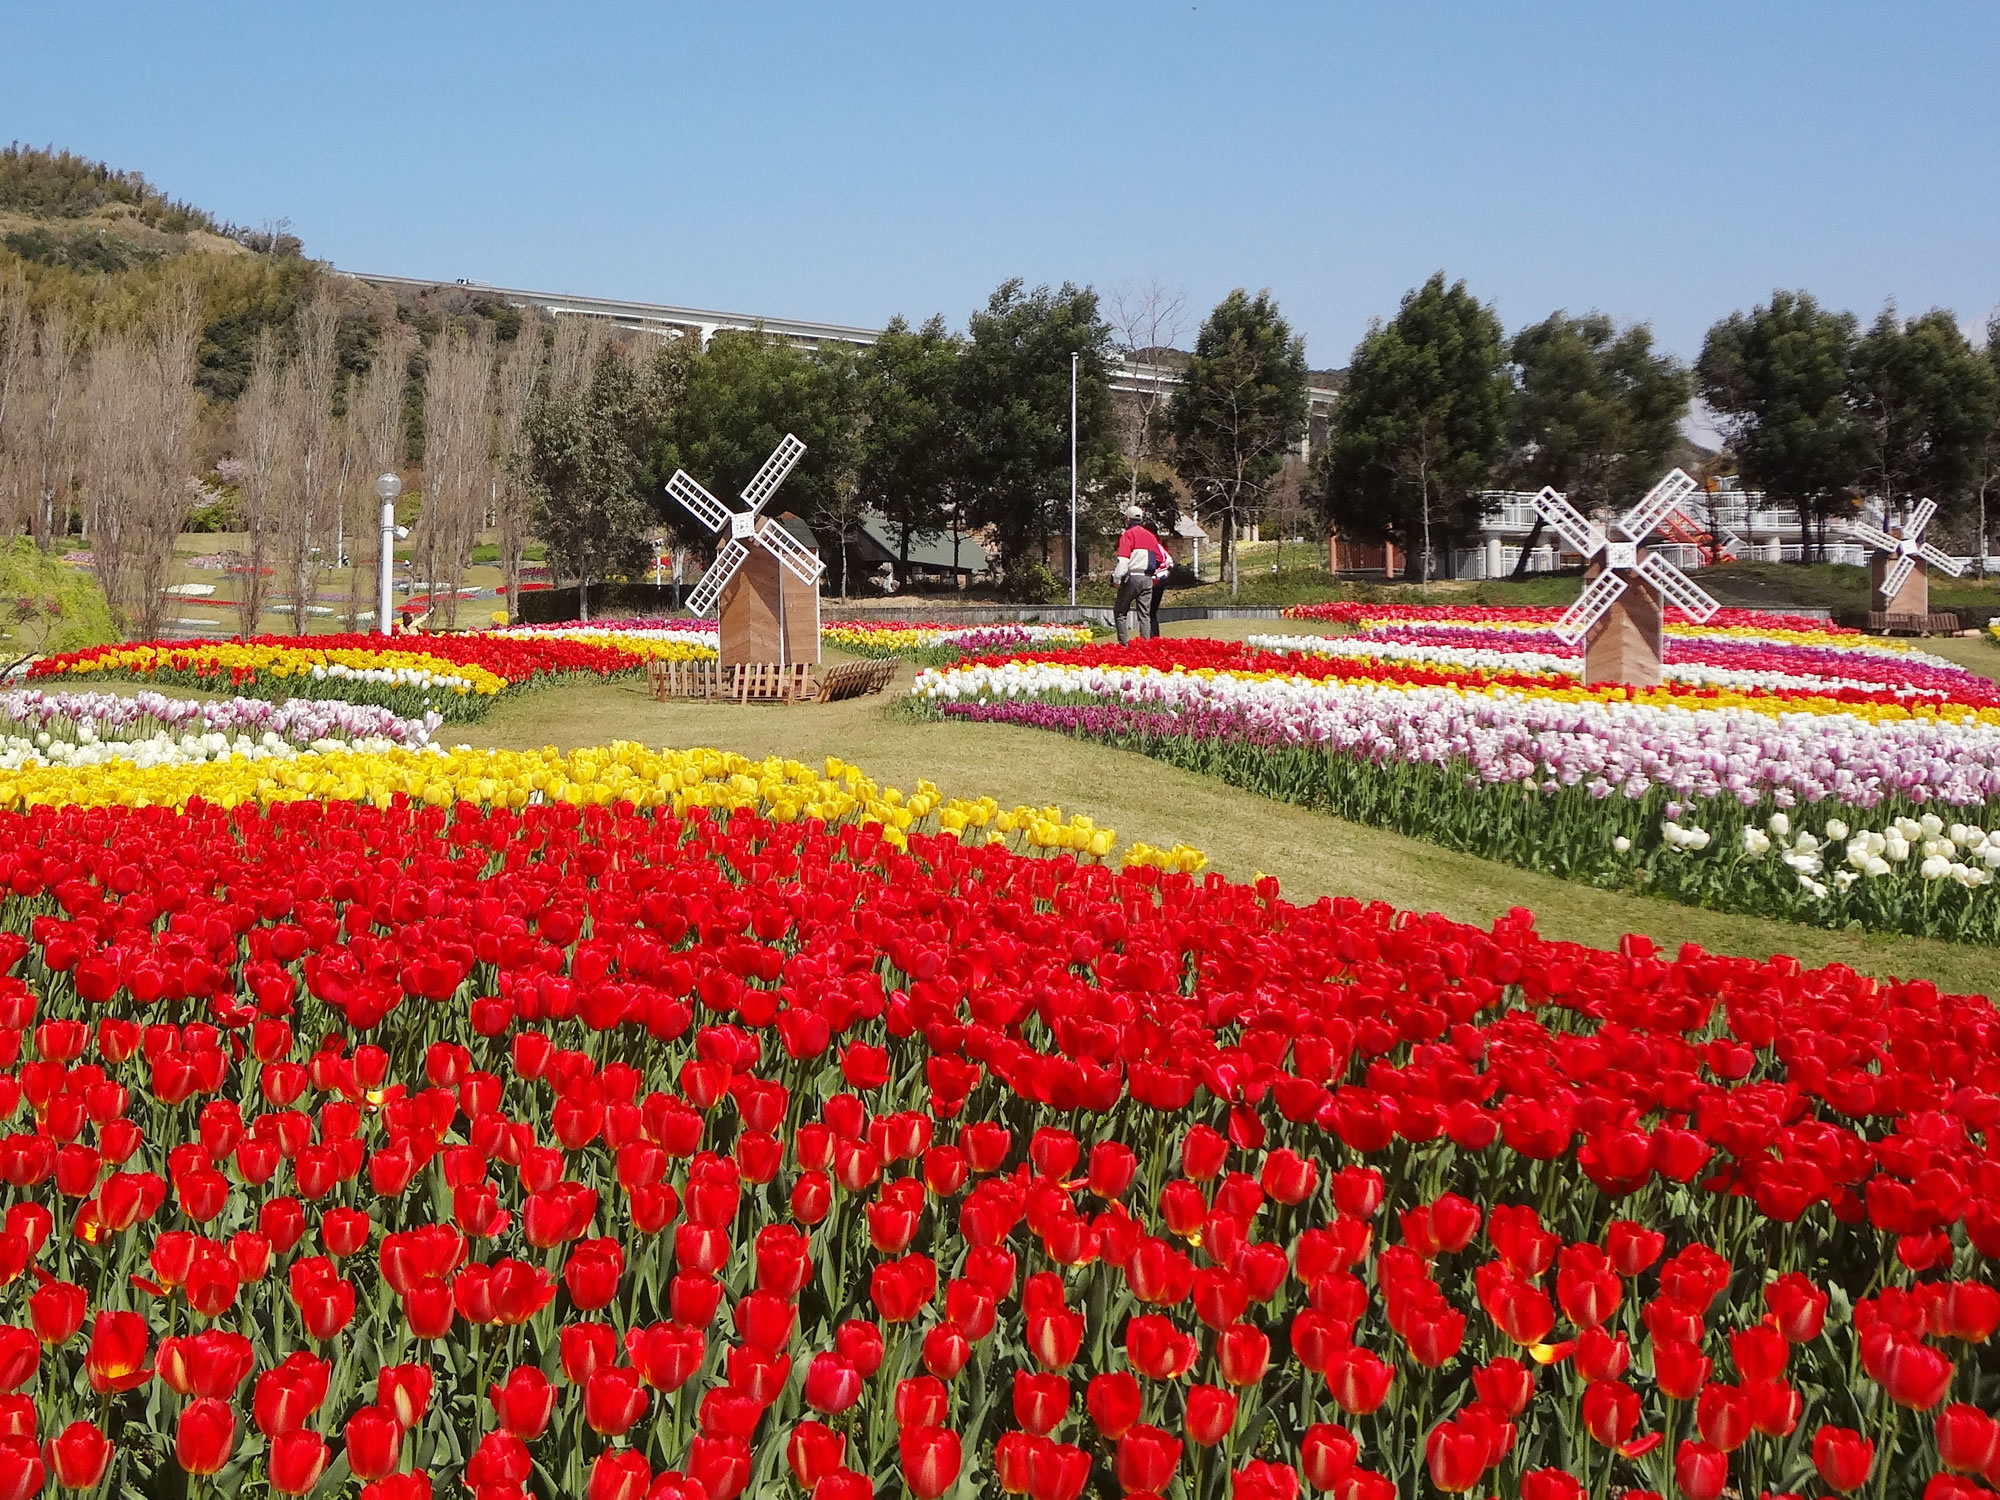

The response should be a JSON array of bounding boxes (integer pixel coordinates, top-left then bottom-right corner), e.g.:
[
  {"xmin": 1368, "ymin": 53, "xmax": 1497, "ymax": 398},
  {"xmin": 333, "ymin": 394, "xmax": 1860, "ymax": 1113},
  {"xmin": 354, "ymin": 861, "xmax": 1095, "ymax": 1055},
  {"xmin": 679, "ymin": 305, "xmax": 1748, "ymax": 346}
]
[{"xmin": 452, "ymin": 635, "xmax": 2000, "ymax": 998}]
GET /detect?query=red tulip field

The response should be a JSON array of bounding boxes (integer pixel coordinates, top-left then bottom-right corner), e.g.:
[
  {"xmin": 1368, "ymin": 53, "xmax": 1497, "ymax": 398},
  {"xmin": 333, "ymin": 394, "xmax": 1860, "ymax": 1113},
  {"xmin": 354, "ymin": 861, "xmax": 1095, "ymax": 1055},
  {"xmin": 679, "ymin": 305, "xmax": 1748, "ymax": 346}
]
[{"xmin": 0, "ymin": 784, "xmax": 1994, "ymax": 1500}]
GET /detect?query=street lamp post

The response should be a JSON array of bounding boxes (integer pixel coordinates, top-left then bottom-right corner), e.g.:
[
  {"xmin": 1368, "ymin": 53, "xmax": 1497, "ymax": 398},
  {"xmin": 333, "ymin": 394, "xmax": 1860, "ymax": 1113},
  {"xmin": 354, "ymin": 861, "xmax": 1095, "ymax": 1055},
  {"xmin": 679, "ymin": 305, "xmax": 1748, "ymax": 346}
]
[
  {"xmin": 1069, "ymin": 352, "xmax": 1078, "ymax": 607},
  {"xmin": 375, "ymin": 473, "xmax": 402, "ymax": 636}
]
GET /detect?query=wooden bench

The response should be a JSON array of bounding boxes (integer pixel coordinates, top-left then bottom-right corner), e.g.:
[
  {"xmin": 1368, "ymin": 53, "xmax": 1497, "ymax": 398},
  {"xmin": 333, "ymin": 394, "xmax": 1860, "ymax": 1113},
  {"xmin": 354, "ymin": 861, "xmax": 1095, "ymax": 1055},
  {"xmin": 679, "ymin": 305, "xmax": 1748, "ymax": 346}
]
[
  {"xmin": 1867, "ymin": 611, "xmax": 1961, "ymax": 636},
  {"xmin": 810, "ymin": 658, "xmax": 898, "ymax": 704}
]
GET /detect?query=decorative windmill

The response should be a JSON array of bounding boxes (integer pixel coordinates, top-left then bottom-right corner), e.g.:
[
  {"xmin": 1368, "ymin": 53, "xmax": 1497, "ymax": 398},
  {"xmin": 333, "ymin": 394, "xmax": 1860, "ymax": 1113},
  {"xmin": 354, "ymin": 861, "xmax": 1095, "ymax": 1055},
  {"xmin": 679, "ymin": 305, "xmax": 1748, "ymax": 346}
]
[
  {"xmin": 1851, "ymin": 498, "xmax": 1964, "ymax": 616},
  {"xmin": 1533, "ymin": 468, "xmax": 1721, "ymax": 687},
  {"xmin": 667, "ymin": 434, "xmax": 824, "ymax": 668}
]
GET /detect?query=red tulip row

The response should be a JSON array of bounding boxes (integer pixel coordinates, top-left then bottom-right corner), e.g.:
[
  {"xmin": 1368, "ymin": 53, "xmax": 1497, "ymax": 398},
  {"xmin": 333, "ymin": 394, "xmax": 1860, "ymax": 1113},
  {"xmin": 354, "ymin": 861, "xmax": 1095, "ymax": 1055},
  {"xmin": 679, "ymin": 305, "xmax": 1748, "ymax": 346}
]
[
  {"xmin": 0, "ymin": 794, "xmax": 1992, "ymax": 1500},
  {"xmin": 28, "ymin": 632, "xmax": 660, "ymax": 689}
]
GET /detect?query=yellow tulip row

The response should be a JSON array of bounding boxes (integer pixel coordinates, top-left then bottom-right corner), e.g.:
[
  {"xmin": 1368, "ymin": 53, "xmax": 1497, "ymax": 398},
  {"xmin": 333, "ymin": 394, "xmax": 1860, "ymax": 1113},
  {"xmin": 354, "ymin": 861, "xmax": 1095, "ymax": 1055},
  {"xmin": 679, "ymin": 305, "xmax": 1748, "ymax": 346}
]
[{"xmin": 0, "ymin": 741, "xmax": 1211, "ymax": 872}]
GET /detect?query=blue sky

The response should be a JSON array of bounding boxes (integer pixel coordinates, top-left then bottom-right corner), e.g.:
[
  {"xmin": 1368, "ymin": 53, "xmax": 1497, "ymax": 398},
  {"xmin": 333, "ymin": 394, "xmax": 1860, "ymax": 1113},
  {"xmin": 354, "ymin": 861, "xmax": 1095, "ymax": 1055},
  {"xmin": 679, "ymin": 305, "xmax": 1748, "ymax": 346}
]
[{"xmin": 9, "ymin": 2, "xmax": 1997, "ymax": 365}]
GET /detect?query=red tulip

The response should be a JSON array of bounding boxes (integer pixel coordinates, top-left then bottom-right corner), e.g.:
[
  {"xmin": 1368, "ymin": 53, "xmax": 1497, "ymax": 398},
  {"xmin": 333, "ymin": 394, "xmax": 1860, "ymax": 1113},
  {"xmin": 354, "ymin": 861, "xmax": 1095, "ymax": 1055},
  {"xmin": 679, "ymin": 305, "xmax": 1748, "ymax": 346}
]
[
  {"xmin": 584, "ymin": 1366, "xmax": 647, "ymax": 1436},
  {"xmin": 629, "ymin": 1322, "xmax": 706, "ymax": 1393},
  {"xmin": 268, "ymin": 1430, "xmax": 330, "ymax": 1496},
  {"xmin": 83, "ymin": 1311, "xmax": 148, "ymax": 1393},
  {"xmin": 688, "ymin": 1435, "xmax": 751, "ymax": 1500},
  {"xmin": 465, "ymin": 1431, "xmax": 531, "ymax": 1490},
  {"xmin": 1812, "ymin": 1427, "xmax": 1874, "ymax": 1493},
  {"xmin": 899, "ymin": 1426, "xmax": 961, "ymax": 1500},
  {"xmin": 564, "ymin": 1237, "xmax": 625, "ymax": 1311},
  {"xmin": 378, "ymin": 1364, "xmax": 434, "ymax": 1427},
  {"xmin": 489, "ymin": 1366, "xmax": 558, "ymax": 1439},
  {"xmin": 1124, "ymin": 1314, "xmax": 1196, "ymax": 1381},
  {"xmin": 1936, "ymin": 1405, "xmax": 2000, "ymax": 1475},
  {"xmin": 1581, "ymin": 1381, "xmax": 1639, "ymax": 1449},
  {"xmin": 1863, "ymin": 1332, "xmax": 1954, "ymax": 1410},
  {"xmin": 1519, "ymin": 1471, "xmax": 1585, "ymax": 1500},
  {"xmin": 25, "ymin": 1282, "xmax": 83, "ymax": 1350},
  {"xmin": 1026, "ymin": 1441, "xmax": 1090, "ymax": 1500},
  {"xmin": 1604, "ymin": 1221, "xmax": 1665, "ymax": 1277},
  {"xmin": 1696, "ymin": 1383, "xmax": 1751, "ymax": 1453},
  {"xmin": 1324, "ymin": 1347, "xmax": 1394, "ymax": 1415},
  {"xmin": 45, "ymin": 1422, "xmax": 111, "ymax": 1490},
  {"xmin": 562, "ymin": 1323, "xmax": 618, "ymax": 1384},
  {"xmin": 1673, "ymin": 1441, "xmax": 1727, "ymax": 1500},
  {"xmin": 1299, "ymin": 1424, "xmax": 1357, "ymax": 1491},
  {"xmin": 1425, "ymin": 1418, "xmax": 1490, "ymax": 1494},
  {"xmin": 754, "ymin": 1225, "xmax": 812, "ymax": 1297},
  {"xmin": 1186, "ymin": 1384, "xmax": 1238, "ymax": 1447},
  {"xmin": 1260, "ymin": 1147, "xmax": 1318, "ymax": 1205},
  {"xmin": 1115, "ymin": 1426, "xmax": 1182, "ymax": 1494},
  {"xmin": 1471, "ymin": 1357, "xmax": 1535, "ymax": 1418},
  {"xmin": 1765, "ymin": 1273, "xmax": 1827, "ymax": 1343},
  {"xmin": 787, "ymin": 1422, "xmax": 848, "ymax": 1489},
  {"xmin": 344, "ymin": 1405, "xmax": 403, "ymax": 1483},
  {"xmin": 1028, "ymin": 1306, "xmax": 1084, "ymax": 1371},
  {"xmin": 589, "ymin": 1450, "xmax": 652, "ymax": 1500},
  {"xmin": 1232, "ymin": 1458, "xmax": 1300, "ymax": 1500},
  {"xmin": 1651, "ymin": 1338, "xmax": 1711, "ymax": 1402},
  {"xmin": 1745, "ymin": 1377, "xmax": 1801, "ymax": 1438},
  {"xmin": 0, "ymin": 1437, "xmax": 42, "ymax": 1500},
  {"xmin": 254, "ymin": 1354, "xmax": 330, "ymax": 1437},
  {"xmin": 835, "ymin": 1320, "xmax": 884, "ymax": 1378},
  {"xmin": 175, "ymin": 1398, "xmax": 236, "ymax": 1476}
]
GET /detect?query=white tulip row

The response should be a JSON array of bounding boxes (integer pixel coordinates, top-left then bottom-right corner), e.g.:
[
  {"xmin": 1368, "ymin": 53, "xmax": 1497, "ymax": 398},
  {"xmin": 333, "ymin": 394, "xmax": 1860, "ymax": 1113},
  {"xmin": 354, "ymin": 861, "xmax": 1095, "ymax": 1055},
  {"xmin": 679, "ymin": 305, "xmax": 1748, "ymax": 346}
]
[{"xmin": 910, "ymin": 658, "xmax": 2000, "ymax": 810}]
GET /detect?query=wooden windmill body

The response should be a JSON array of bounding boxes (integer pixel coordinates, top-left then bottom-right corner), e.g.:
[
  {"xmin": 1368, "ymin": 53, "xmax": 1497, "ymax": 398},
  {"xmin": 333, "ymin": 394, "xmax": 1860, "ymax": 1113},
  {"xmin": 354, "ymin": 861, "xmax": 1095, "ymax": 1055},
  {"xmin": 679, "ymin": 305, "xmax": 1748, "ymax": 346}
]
[
  {"xmin": 1536, "ymin": 469, "xmax": 1722, "ymax": 688},
  {"xmin": 668, "ymin": 434, "xmax": 824, "ymax": 668}
]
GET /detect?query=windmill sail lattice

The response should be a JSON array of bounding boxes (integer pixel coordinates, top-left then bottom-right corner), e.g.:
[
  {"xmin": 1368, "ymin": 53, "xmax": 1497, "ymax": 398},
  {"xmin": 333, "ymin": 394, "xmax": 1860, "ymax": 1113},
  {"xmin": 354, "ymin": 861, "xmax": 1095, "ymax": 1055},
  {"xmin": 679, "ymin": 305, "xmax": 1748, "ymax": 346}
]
[
  {"xmin": 669, "ymin": 435, "xmax": 824, "ymax": 619},
  {"xmin": 1535, "ymin": 468, "xmax": 1720, "ymax": 648},
  {"xmin": 1851, "ymin": 498, "xmax": 1964, "ymax": 601}
]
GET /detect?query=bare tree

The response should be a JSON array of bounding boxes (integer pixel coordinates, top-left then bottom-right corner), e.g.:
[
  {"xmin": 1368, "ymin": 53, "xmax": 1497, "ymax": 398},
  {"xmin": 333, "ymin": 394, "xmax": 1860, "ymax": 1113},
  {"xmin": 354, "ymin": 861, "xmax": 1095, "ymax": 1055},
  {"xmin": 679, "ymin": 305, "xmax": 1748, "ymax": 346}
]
[
  {"xmin": 493, "ymin": 320, "xmax": 546, "ymax": 622},
  {"xmin": 85, "ymin": 281, "xmax": 202, "ymax": 637},
  {"xmin": 1105, "ymin": 276, "xmax": 1190, "ymax": 515},
  {"xmin": 547, "ymin": 314, "xmax": 610, "ymax": 402},
  {"xmin": 276, "ymin": 285, "xmax": 340, "ymax": 634},
  {"xmin": 233, "ymin": 332, "xmax": 289, "ymax": 634},
  {"xmin": 342, "ymin": 329, "xmax": 411, "ymax": 631},
  {"xmin": 25, "ymin": 308, "xmax": 80, "ymax": 549},
  {"xmin": 79, "ymin": 334, "xmax": 146, "ymax": 618},
  {"xmin": 417, "ymin": 320, "xmax": 495, "ymax": 628},
  {"xmin": 130, "ymin": 281, "xmax": 203, "ymax": 640},
  {"xmin": 0, "ymin": 279, "xmax": 28, "ymax": 533}
]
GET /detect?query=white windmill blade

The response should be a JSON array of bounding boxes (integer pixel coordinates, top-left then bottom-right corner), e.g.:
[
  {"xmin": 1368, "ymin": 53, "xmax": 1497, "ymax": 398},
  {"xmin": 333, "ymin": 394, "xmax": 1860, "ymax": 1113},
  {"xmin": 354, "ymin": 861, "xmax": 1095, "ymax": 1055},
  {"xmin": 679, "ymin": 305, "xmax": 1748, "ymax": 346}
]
[
  {"xmin": 1919, "ymin": 543, "xmax": 1967, "ymax": 578},
  {"xmin": 1907, "ymin": 497, "xmax": 1937, "ymax": 539},
  {"xmin": 1616, "ymin": 469, "xmax": 1701, "ymax": 544},
  {"xmin": 740, "ymin": 434, "xmax": 807, "ymax": 514},
  {"xmin": 1879, "ymin": 554, "xmax": 1918, "ymax": 600},
  {"xmin": 685, "ymin": 539, "xmax": 749, "ymax": 616},
  {"xmin": 755, "ymin": 515, "xmax": 827, "ymax": 587},
  {"xmin": 1851, "ymin": 520, "xmax": 1900, "ymax": 553},
  {"xmin": 1552, "ymin": 570, "xmax": 1628, "ymax": 646},
  {"xmin": 1532, "ymin": 486, "xmax": 1603, "ymax": 558},
  {"xmin": 666, "ymin": 471, "xmax": 733, "ymax": 535},
  {"xmin": 1638, "ymin": 550, "xmax": 1721, "ymax": 623}
]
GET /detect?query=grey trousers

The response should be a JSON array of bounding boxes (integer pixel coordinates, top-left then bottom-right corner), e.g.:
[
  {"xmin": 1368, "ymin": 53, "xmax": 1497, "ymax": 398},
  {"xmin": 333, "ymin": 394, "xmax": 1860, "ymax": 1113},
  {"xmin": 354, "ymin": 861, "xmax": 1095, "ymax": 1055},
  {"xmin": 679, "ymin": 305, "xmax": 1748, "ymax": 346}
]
[{"xmin": 1115, "ymin": 575, "xmax": 1149, "ymax": 644}]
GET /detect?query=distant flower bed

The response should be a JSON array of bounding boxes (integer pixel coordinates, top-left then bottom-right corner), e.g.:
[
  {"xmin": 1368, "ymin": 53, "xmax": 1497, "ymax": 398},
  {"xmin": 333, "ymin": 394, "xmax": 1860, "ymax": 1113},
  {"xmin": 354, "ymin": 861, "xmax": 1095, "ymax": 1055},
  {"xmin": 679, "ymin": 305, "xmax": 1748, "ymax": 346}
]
[
  {"xmin": 823, "ymin": 620, "xmax": 1096, "ymax": 664},
  {"xmin": 28, "ymin": 631, "xmax": 712, "ymax": 721},
  {"xmin": 915, "ymin": 621, "xmax": 2000, "ymax": 944}
]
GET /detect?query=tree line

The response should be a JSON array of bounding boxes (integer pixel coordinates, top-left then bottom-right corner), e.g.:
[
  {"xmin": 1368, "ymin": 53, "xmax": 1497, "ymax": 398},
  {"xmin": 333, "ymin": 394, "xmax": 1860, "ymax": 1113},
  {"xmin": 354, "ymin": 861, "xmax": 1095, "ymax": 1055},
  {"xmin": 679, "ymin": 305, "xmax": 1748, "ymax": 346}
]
[
  {"xmin": 7, "ymin": 241, "xmax": 2000, "ymax": 637},
  {"xmin": 1316, "ymin": 275, "xmax": 2000, "ymax": 578}
]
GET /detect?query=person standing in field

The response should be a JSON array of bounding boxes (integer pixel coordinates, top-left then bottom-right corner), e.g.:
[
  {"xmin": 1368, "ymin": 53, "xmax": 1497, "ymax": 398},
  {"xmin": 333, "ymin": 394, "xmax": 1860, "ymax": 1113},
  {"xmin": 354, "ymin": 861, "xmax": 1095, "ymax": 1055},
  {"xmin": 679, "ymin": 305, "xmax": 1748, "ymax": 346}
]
[{"xmin": 1113, "ymin": 504, "xmax": 1172, "ymax": 644}]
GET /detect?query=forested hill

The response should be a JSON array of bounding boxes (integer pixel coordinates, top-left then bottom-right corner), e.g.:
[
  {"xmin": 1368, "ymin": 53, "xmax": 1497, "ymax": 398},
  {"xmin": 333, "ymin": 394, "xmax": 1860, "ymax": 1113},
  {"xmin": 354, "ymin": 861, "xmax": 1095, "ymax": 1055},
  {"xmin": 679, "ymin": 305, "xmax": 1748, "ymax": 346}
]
[{"xmin": 0, "ymin": 144, "xmax": 335, "ymax": 400}]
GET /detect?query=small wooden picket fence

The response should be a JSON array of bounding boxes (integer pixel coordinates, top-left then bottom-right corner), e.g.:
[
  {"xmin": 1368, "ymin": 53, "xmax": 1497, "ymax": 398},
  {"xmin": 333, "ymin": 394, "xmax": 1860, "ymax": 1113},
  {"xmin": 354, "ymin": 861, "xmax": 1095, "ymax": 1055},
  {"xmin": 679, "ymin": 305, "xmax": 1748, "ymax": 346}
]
[{"xmin": 645, "ymin": 657, "xmax": 898, "ymax": 706}]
